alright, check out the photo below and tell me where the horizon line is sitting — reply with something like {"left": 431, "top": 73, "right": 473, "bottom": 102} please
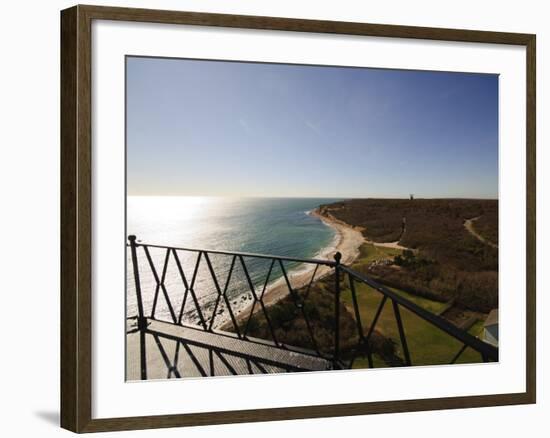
{"left": 127, "top": 194, "right": 499, "bottom": 200}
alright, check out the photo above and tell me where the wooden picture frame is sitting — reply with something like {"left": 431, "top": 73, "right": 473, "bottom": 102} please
{"left": 60, "top": 4, "right": 536, "bottom": 433}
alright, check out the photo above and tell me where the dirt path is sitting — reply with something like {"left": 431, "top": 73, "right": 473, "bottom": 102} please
{"left": 363, "top": 223, "right": 413, "bottom": 252}
{"left": 365, "top": 239, "right": 410, "bottom": 251}
{"left": 464, "top": 216, "right": 498, "bottom": 249}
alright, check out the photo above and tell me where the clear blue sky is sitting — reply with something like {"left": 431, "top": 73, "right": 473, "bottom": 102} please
{"left": 127, "top": 56, "right": 498, "bottom": 198}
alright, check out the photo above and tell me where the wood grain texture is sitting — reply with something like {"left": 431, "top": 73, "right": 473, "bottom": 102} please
{"left": 79, "top": 4, "right": 534, "bottom": 44}
{"left": 60, "top": 5, "right": 78, "bottom": 432}
{"left": 525, "top": 34, "right": 536, "bottom": 404}
{"left": 82, "top": 393, "right": 534, "bottom": 433}
{"left": 60, "top": 4, "right": 537, "bottom": 433}
{"left": 61, "top": 5, "right": 94, "bottom": 431}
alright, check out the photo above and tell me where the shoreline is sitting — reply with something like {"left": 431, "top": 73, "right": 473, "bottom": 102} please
{"left": 309, "top": 208, "right": 365, "bottom": 265}
{"left": 316, "top": 207, "right": 413, "bottom": 251}
{"left": 219, "top": 207, "right": 365, "bottom": 327}
{"left": 260, "top": 208, "right": 365, "bottom": 308}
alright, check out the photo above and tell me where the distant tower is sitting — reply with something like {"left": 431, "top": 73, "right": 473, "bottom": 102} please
{"left": 410, "top": 194, "right": 414, "bottom": 200}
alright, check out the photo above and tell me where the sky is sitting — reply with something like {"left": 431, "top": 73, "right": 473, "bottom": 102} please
{"left": 126, "top": 56, "right": 498, "bottom": 199}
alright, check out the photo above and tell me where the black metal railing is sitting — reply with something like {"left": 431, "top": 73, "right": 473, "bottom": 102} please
{"left": 127, "top": 235, "right": 498, "bottom": 379}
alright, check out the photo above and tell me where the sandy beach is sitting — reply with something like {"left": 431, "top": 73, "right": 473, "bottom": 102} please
{"left": 260, "top": 208, "right": 365, "bottom": 307}
{"left": 317, "top": 207, "right": 412, "bottom": 251}
{"left": 220, "top": 207, "right": 365, "bottom": 327}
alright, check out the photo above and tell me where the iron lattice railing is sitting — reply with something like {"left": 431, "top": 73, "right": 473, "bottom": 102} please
{"left": 127, "top": 235, "right": 498, "bottom": 379}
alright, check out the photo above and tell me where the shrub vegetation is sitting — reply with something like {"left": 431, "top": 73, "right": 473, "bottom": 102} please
{"left": 321, "top": 198, "right": 498, "bottom": 312}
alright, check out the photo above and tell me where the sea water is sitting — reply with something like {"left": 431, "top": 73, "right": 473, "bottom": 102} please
{"left": 126, "top": 196, "right": 340, "bottom": 326}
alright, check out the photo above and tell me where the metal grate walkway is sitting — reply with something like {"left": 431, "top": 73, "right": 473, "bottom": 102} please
{"left": 126, "top": 319, "right": 333, "bottom": 380}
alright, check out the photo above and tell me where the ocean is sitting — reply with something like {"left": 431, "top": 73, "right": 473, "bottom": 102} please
{"left": 126, "top": 196, "right": 340, "bottom": 326}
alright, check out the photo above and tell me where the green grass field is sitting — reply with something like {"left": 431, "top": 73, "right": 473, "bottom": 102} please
{"left": 353, "top": 243, "right": 401, "bottom": 267}
{"left": 343, "top": 244, "right": 485, "bottom": 367}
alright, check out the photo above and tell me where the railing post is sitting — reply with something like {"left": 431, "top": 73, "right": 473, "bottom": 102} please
{"left": 333, "top": 252, "right": 342, "bottom": 369}
{"left": 128, "top": 235, "right": 147, "bottom": 380}
{"left": 392, "top": 299, "right": 412, "bottom": 366}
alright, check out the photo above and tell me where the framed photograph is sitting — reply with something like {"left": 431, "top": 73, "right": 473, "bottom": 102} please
{"left": 60, "top": 5, "right": 536, "bottom": 433}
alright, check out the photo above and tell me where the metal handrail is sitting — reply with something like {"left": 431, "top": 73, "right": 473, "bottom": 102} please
{"left": 129, "top": 241, "right": 337, "bottom": 267}
{"left": 127, "top": 235, "right": 498, "bottom": 379}
{"left": 340, "top": 265, "right": 499, "bottom": 362}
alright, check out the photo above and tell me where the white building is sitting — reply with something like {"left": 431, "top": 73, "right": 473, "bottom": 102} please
{"left": 483, "top": 309, "right": 498, "bottom": 347}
